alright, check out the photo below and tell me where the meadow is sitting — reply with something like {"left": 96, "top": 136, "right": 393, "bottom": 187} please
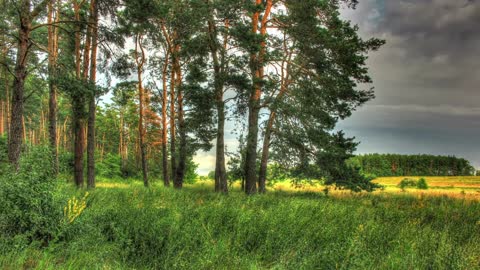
{"left": 1, "top": 176, "right": 479, "bottom": 270}
{"left": 274, "top": 176, "right": 480, "bottom": 201}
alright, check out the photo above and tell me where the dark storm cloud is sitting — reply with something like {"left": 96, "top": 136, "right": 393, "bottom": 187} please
{"left": 339, "top": 0, "right": 480, "bottom": 167}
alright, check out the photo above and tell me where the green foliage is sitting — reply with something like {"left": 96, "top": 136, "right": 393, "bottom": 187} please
{"left": 58, "top": 150, "right": 74, "bottom": 174}
{"left": 417, "top": 178, "right": 429, "bottom": 190}
{"left": 96, "top": 154, "right": 122, "bottom": 179}
{"left": 0, "top": 136, "right": 8, "bottom": 174}
{"left": 348, "top": 154, "right": 475, "bottom": 177}
{"left": 2, "top": 180, "right": 479, "bottom": 269}
{"left": 398, "top": 178, "right": 429, "bottom": 191}
{"left": 278, "top": 132, "right": 379, "bottom": 192}
{"left": 398, "top": 178, "right": 418, "bottom": 191}
{"left": 0, "top": 147, "right": 62, "bottom": 248}
{"left": 183, "top": 158, "right": 199, "bottom": 184}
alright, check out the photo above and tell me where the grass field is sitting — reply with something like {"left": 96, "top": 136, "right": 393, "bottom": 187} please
{"left": 1, "top": 176, "right": 479, "bottom": 269}
{"left": 272, "top": 176, "right": 480, "bottom": 201}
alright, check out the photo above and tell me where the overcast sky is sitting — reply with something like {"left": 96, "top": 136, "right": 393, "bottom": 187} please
{"left": 192, "top": 0, "right": 480, "bottom": 174}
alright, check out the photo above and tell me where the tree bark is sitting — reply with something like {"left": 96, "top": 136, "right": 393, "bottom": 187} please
{"left": 169, "top": 67, "right": 177, "bottom": 185}
{"left": 258, "top": 33, "right": 292, "bottom": 193}
{"left": 258, "top": 111, "right": 275, "bottom": 193}
{"left": 174, "top": 54, "right": 186, "bottom": 189}
{"left": 72, "top": 0, "right": 86, "bottom": 187}
{"left": 87, "top": 0, "right": 98, "bottom": 189}
{"left": 48, "top": 0, "right": 59, "bottom": 175}
{"left": 244, "top": 0, "right": 272, "bottom": 194}
{"left": 135, "top": 34, "right": 148, "bottom": 187}
{"left": 244, "top": 0, "right": 262, "bottom": 194}
{"left": 4, "top": 67, "right": 9, "bottom": 140}
{"left": 161, "top": 51, "right": 170, "bottom": 187}
{"left": 8, "top": 1, "right": 31, "bottom": 168}
{"left": 207, "top": 13, "right": 228, "bottom": 193}
{"left": 73, "top": 105, "right": 85, "bottom": 187}
{"left": 0, "top": 100, "right": 4, "bottom": 136}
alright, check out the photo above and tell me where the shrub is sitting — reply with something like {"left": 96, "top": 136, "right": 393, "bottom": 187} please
{"left": 96, "top": 154, "right": 122, "bottom": 178}
{"left": 58, "top": 150, "right": 74, "bottom": 174}
{"left": 0, "top": 136, "right": 8, "bottom": 175}
{"left": 417, "top": 178, "right": 429, "bottom": 189}
{"left": 398, "top": 178, "right": 417, "bottom": 191}
{"left": 0, "top": 146, "right": 62, "bottom": 248}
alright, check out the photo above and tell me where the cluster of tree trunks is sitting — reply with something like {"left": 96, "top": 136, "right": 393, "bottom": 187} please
{"left": 4, "top": 0, "right": 382, "bottom": 195}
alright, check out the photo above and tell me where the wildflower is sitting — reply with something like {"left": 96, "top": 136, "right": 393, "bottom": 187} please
{"left": 64, "top": 192, "right": 89, "bottom": 224}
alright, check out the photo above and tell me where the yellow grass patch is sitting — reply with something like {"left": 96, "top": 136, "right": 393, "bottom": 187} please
{"left": 270, "top": 176, "right": 480, "bottom": 200}
{"left": 96, "top": 182, "right": 131, "bottom": 189}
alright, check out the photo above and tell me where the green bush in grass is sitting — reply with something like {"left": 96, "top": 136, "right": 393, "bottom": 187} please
{"left": 417, "top": 178, "right": 429, "bottom": 189}
{"left": 397, "top": 178, "right": 417, "bottom": 191}
{"left": 0, "top": 147, "right": 62, "bottom": 248}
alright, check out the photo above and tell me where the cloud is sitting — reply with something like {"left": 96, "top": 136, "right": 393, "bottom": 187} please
{"left": 195, "top": 1, "right": 480, "bottom": 174}
{"left": 338, "top": 1, "right": 480, "bottom": 167}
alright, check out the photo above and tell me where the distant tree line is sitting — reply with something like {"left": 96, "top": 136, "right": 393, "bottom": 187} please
{"left": 347, "top": 154, "right": 475, "bottom": 177}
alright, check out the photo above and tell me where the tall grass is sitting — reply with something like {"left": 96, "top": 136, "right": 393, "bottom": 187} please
{"left": 1, "top": 180, "right": 479, "bottom": 269}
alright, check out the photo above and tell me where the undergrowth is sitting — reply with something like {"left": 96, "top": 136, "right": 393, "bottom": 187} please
{"left": 0, "top": 178, "right": 479, "bottom": 269}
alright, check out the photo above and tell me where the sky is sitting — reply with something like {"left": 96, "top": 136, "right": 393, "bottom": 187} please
{"left": 195, "top": 0, "right": 480, "bottom": 174}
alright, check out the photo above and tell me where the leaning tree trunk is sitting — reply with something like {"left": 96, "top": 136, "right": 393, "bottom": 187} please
{"left": 258, "top": 111, "right": 275, "bottom": 193}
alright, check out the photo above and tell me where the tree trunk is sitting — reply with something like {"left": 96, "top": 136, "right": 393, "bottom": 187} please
{"left": 161, "top": 52, "right": 170, "bottom": 187}
{"left": 258, "top": 37, "right": 291, "bottom": 193}
{"left": 4, "top": 67, "right": 9, "bottom": 140}
{"left": 72, "top": 0, "right": 86, "bottom": 187}
{"left": 174, "top": 56, "right": 186, "bottom": 189}
{"left": 244, "top": 0, "right": 261, "bottom": 194}
{"left": 215, "top": 102, "right": 228, "bottom": 193}
{"left": 208, "top": 15, "right": 228, "bottom": 193}
{"left": 169, "top": 67, "right": 177, "bottom": 185}
{"left": 87, "top": 0, "right": 98, "bottom": 189}
{"left": 73, "top": 107, "right": 85, "bottom": 187}
{"left": 8, "top": 2, "right": 31, "bottom": 168}
{"left": 0, "top": 100, "right": 4, "bottom": 136}
{"left": 244, "top": 0, "right": 272, "bottom": 195}
{"left": 48, "top": 0, "right": 59, "bottom": 175}
{"left": 119, "top": 110, "right": 127, "bottom": 174}
{"left": 258, "top": 111, "right": 275, "bottom": 193}
{"left": 245, "top": 103, "right": 260, "bottom": 195}
{"left": 135, "top": 35, "right": 148, "bottom": 187}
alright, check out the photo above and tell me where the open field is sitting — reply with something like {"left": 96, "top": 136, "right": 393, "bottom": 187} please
{"left": 272, "top": 176, "right": 480, "bottom": 201}
{"left": 2, "top": 177, "right": 480, "bottom": 269}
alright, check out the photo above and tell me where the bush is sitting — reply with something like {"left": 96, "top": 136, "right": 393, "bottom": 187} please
{"left": 0, "top": 146, "right": 62, "bottom": 248}
{"left": 96, "top": 154, "right": 122, "bottom": 178}
{"left": 398, "top": 178, "right": 417, "bottom": 191}
{"left": 58, "top": 150, "right": 74, "bottom": 174}
{"left": 398, "top": 178, "right": 429, "bottom": 190}
{"left": 0, "top": 136, "right": 8, "bottom": 175}
{"left": 417, "top": 178, "right": 429, "bottom": 189}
